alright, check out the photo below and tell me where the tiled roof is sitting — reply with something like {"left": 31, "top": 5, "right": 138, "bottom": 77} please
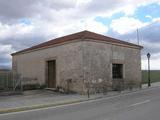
{"left": 12, "top": 30, "right": 142, "bottom": 55}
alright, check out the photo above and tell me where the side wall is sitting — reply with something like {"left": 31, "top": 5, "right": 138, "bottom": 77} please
{"left": 83, "top": 40, "right": 141, "bottom": 92}
{"left": 12, "top": 41, "right": 84, "bottom": 93}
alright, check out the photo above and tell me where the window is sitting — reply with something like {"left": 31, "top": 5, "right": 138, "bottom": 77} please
{"left": 112, "top": 64, "right": 123, "bottom": 79}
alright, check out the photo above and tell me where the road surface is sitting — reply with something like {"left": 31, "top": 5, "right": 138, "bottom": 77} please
{"left": 1, "top": 87, "right": 160, "bottom": 120}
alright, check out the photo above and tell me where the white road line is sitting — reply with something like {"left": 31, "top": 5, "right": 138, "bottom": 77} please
{"left": 129, "top": 100, "right": 150, "bottom": 107}
{"left": 0, "top": 87, "right": 158, "bottom": 116}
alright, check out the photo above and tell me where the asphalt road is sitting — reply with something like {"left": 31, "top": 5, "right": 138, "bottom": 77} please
{"left": 1, "top": 87, "right": 160, "bottom": 120}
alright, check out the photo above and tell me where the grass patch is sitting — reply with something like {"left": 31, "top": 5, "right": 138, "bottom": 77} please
{"left": 142, "top": 70, "right": 160, "bottom": 84}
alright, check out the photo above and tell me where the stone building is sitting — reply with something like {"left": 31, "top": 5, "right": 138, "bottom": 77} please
{"left": 11, "top": 30, "right": 142, "bottom": 94}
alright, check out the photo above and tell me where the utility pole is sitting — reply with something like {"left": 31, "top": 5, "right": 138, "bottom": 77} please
{"left": 136, "top": 28, "right": 140, "bottom": 45}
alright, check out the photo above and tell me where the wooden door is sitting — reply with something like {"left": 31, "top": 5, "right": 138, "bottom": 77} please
{"left": 47, "top": 60, "right": 56, "bottom": 88}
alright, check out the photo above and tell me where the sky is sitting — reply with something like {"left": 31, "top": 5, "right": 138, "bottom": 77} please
{"left": 0, "top": 0, "right": 160, "bottom": 70}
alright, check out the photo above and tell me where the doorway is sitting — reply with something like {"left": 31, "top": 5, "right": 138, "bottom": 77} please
{"left": 47, "top": 60, "right": 56, "bottom": 88}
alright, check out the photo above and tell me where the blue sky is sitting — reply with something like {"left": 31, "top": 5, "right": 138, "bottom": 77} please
{"left": 95, "top": 3, "right": 160, "bottom": 34}
{"left": 0, "top": 0, "right": 160, "bottom": 69}
{"left": 95, "top": 12, "right": 125, "bottom": 26}
{"left": 19, "top": 18, "right": 32, "bottom": 25}
{"left": 134, "top": 3, "right": 160, "bottom": 22}
{"left": 97, "top": 3, "right": 160, "bottom": 23}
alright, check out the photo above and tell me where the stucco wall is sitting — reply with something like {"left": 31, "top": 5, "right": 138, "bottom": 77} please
{"left": 12, "top": 41, "right": 84, "bottom": 93}
{"left": 82, "top": 40, "right": 141, "bottom": 92}
{"left": 12, "top": 39, "right": 141, "bottom": 93}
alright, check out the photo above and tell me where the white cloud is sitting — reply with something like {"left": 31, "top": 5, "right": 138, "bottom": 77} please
{"left": 0, "top": 0, "right": 159, "bottom": 38}
{"left": 82, "top": 19, "right": 108, "bottom": 34}
{"left": 0, "top": 44, "right": 14, "bottom": 68}
{"left": 0, "top": 0, "right": 160, "bottom": 68}
{"left": 110, "top": 17, "right": 148, "bottom": 34}
{"left": 76, "top": 0, "right": 92, "bottom": 6}
{"left": 22, "top": 13, "right": 108, "bottom": 38}
{"left": 0, "top": 22, "right": 33, "bottom": 39}
{"left": 0, "top": 44, "right": 13, "bottom": 53}
{"left": 115, "top": 19, "right": 160, "bottom": 69}
{"left": 145, "top": 15, "right": 152, "bottom": 19}
{"left": 152, "top": 17, "right": 160, "bottom": 22}
{"left": 120, "top": 5, "right": 136, "bottom": 16}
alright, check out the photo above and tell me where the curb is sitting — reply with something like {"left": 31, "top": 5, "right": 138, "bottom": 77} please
{"left": 0, "top": 85, "right": 159, "bottom": 114}
{"left": 0, "top": 99, "right": 86, "bottom": 114}
{"left": 0, "top": 97, "right": 103, "bottom": 114}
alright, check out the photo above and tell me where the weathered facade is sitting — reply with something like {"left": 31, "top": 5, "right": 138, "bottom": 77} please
{"left": 12, "top": 31, "right": 142, "bottom": 94}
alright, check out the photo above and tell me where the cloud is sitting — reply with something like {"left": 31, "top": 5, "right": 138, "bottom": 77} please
{"left": 0, "top": 0, "right": 160, "bottom": 69}
{"left": 145, "top": 15, "right": 152, "bottom": 19}
{"left": 82, "top": 0, "right": 160, "bottom": 17}
{"left": 113, "top": 21, "right": 160, "bottom": 53}
{"left": 0, "top": 0, "right": 77, "bottom": 22}
{"left": 0, "top": 22, "right": 33, "bottom": 39}
{"left": 0, "top": 44, "right": 14, "bottom": 69}
{"left": 111, "top": 20, "right": 160, "bottom": 69}
{"left": 110, "top": 17, "right": 148, "bottom": 34}
{"left": 0, "top": 0, "right": 158, "bottom": 24}
{"left": 0, "top": 0, "right": 38, "bottom": 23}
{"left": 152, "top": 17, "right": 160, "bottom": 22}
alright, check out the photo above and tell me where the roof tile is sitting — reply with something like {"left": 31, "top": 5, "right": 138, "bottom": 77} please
{"left": 12, "top": 30, "right": 142, "bottom": 55}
